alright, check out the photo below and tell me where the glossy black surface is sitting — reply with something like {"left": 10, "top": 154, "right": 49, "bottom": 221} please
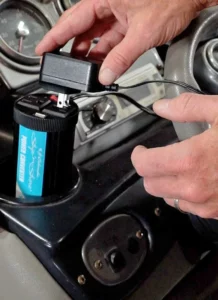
{"left": 0, "top": 119, "right": 211, "bottom": 299}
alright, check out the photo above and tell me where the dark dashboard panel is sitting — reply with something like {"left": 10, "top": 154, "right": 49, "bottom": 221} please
{"left": 1, "top": 118, "right": 210, "bottom": 300}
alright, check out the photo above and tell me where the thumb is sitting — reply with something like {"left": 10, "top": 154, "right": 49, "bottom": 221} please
{"left": 99, "top": 29, "right": 145, "bottom": 85}
{"left": 153, "top": 93, "right": 218, "bottom": 124}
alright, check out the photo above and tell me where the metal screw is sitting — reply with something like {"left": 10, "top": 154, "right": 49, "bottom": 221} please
{"left": 94, "top": 260, "right": 103, "bottom": 270}
{"left": 136, "top": 230, "right": 144, "bottom": 239}
{"left": 154, "top": 207, "right": 161, "bottom": 217}
{"left": 77, "top": 275, "right": 86, "bottom": 285}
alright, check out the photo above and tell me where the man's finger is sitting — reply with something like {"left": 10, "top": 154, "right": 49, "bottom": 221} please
{"left": 164, "top": 198, "right": 218, "bottom": 219}
{"left": 89, "top": 28, "right": 124, "bottom": 58}
{"left": 131, "top": 140, "right": 195, "bottom": 177}
{"left": 99, "top": 27, "right": 147, "bottom": 85}
{"left": 144, "top": 176, "right": 208, "bottom": 203}
{"left": 70, "top": 21, "right": 112, "bottom": 56}
{"left": 71, "top": 39, "right": 92, "bottom": 57}
{"left": 164, "top": 198, "right": 195, "bottom": 214}
{"left": 35, "top": 0, "right": 96, "bottom": 55}
{"left": 153, "top": 93, "right": 218, "bottom": 124}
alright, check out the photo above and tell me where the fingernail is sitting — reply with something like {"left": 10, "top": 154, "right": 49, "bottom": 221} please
{"left": 99, "top": 68, "right": 118, "bottom": 85}
{"left": 153, "top": 99, "right": 170, "bottom": 112}
{"left": 135, "top": 145, "right": 145, "bottom": 150}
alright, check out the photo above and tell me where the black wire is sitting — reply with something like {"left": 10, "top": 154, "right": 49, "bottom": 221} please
{"left": 74, "top": 78, "right": 206, "bottom": 117}
{"left": 70, "top": 92, "right": 156, "bottom": 115}
{"left": 108, "top": 93, "right": 156, "bottom": 115}
{"left": 118, "top": 79, "right": 206, "bottom": 95}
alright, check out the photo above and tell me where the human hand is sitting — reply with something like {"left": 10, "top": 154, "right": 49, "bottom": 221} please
{"left": 35, "top": 0, "right": 207, "bottom": 85}
{"left": 131, "top": 93, "right": 218, "bottom": 219}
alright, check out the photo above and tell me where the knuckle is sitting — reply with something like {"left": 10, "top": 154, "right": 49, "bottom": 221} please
{"left": 61, "top": 11, "right": 68, "bottom": 19}
{"left": 177, "top": 155, "right": 195, "bottom": 173}
{"left": 143, "top": 179, "right": 154, "bottom": 195}
{"left": 184, "top": 184, "right": 205, "bottom": 203}
{"left": 186, "top": 152, "right": 199, "bottom": 172}
{"left": 49, "top": 30, "right": 62, "bottom": 46}
{"left": 131, "top": 155, "right": 143, "bottom": 176}
{"left": 135, "top": 163, "right": 144, "bottom": 177}
{"left": 179, "top": 145, "right": 202, "bottom": 174}
{"left": 101, "top": 36, "right": 114, "bottom": 51}
{"left": 131, "top": 147, "right": 146, "bottom": 176}
{"left": 179, "top": 93, "right": 196, "bottom": 115}
{"left": 111, "top": 50, "right": 130, "bottom": 70}
{"left": 197, "top": 208, "right": 215, "bottom": 219}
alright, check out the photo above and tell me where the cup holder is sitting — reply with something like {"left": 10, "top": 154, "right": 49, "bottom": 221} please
{"left": 0, "top": 156, "right": 80, "bottom": 207}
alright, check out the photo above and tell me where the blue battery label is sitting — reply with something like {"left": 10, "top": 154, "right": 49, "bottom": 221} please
{"left": 16, "top": 125, "right": 47, "bottom": 197}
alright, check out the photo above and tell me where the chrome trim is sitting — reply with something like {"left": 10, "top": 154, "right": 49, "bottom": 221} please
{"left": 54, "top": 0, "right": 79, "bottom": 14}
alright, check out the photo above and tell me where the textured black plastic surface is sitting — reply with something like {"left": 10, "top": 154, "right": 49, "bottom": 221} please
{"left": 39, "top": 52, "right": 104, "bottom": 94}
{"left": 14, "top": 94, "right": 79, "bottom": 132}
{"left": 0, "top": 119, "right": 208, "bottom": 300}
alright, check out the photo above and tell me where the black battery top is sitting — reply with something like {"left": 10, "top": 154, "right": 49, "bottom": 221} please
{"left": 14, "top": 94, "right": 78, "bottom": 132}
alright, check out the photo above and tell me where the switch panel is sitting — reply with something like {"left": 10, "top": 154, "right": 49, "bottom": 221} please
{"left": 81, "top": 214, "right": 148, "bottom": 286}
{"left": 76, "top": 63, "right": 164, "bottom": 142}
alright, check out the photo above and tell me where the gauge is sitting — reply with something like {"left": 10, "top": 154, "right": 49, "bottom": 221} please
{"left": 0, "top": 0, "right": 52, "bottom": 65}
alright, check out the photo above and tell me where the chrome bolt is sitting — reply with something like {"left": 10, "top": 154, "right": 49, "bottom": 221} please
{"left": 136, "top": 230, "right": 144, "bottom": 239}
{"left": 154, "top": 207, "right": 161, "bottom": 217}
{"left": 77, "top": 275, "right": 86, "bottom": 285}
{"left": 94, "top": 260, "right": 103, "bottom": 270}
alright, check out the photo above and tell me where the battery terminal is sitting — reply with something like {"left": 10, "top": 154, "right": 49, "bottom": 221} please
{"left": 57, "top": 93, "right": 70, "bottom": 108}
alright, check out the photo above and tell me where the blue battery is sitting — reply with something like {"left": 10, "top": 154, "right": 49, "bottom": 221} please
{"left": 13, "top": 94, "right": 79, "bottom": 200}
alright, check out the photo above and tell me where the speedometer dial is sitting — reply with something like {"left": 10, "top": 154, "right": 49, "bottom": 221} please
{"left": 0, "top": 0, "right": 52, "bottom": 65}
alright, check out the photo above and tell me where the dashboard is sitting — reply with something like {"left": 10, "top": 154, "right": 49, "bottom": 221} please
{"left": 0, "top": 0, "right": 165, "bottom": 164}
{"left": 1, "top": 3, "right": 217, "bottom": 300}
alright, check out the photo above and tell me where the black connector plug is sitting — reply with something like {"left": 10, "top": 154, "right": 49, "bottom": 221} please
{"left": 104, "top": 84, "right": 119, "bottom": 92}
{"left": 39, "top": 52, "right": 105, "bottom": 94}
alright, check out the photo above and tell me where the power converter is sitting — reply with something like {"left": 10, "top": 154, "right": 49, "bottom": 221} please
{"left": 39, "top": 52, "right": 104, "bottom": 94}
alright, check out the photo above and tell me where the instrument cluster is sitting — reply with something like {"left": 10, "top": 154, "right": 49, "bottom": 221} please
{"left": 0, "top": 0, "right": 76, "bottom": 73}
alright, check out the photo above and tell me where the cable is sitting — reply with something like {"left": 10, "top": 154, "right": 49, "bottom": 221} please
{"left": 70, "top": 92, "right": 156, "bottom": 115}
{"left": 117, "top": 79, "right": 205, "bottom": 95}
{"left": 71, "top": 78, "right": 205, "bottom": 116}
